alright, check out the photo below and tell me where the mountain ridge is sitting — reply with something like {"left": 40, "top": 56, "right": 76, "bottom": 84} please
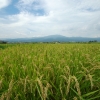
{"left": 1, "top": 35, "right": 100, "bottom": 42}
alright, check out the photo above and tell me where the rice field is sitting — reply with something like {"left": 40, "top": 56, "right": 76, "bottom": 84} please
{"left": 0, "top": 43, "right": 100, "bottom": 100}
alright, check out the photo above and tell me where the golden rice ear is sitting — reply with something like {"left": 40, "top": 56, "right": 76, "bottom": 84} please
{"left": 60, "top": 81, "right": 63, "bottom": 97}
{"left": 14, "top": 94, "right": 19, "bottom": 100}
{"left": 65, "top": 66, "right": 70, "bottom": 75}
{"left": 0, "top": 78, "right": 3, "bottom": 90}
{"left": 0, "top": 93, "right": 5, "bottom": 100}
{"left": 36, "top": 78, "right": 51, "bottom": 100}
{"left": 44, "top": 83, "right": 51, "bottom": 100}
{"left": 60, "top": 75, "right": 71, "bottom": 95}
{"left": 81, "top": 66, "right": 89, "bottom": 74}
{"left": 5, "top": 79, "right": 14, "bottom": 100}
{"left": 62, "top": 98, "right": 66, "bottom": 100}
{"left": 90, "top": 66, "right": 100, "bottom": 72}
{"left": 36, "top": 78, "right": 44, "bottom": 98}
{"left": 88, "top": 74, "right": 94, "bottom": 90}
{"left": 73, "top": 96, "right": 78, "bottom": 100}
{"left": 71, "top": 76, "right": 81, "bottom": 96}
{"left": 24, "top": 76, "right": 28, "bottom": 93}
{"left": 66, "top": 76, "right": 71, "bottom": 95}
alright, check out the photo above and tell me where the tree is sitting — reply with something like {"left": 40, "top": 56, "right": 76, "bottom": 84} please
{"left": 0, "top": 40, "right": 7, "bottom": 44}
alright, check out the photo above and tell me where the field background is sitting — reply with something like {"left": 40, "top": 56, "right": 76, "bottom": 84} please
{"left": 0, "top": 43, "right": 100, "bottom": 100}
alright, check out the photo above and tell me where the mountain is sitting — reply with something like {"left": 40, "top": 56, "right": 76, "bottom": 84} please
{"left": 2, "top": 35, "right": 100, "bottom": 43}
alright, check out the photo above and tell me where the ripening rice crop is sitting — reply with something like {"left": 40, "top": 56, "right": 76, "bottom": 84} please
{"left": 0, "top": 43, "right": 100, "bottom": 100}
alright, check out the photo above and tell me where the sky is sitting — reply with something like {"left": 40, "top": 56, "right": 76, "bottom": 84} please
{"left": 0, "top": 0, "right": 100, "bottom": 38}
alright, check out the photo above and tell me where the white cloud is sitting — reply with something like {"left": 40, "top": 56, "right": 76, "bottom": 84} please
{"left": 0, "top": 0, "right": 11, "bottom": 9}
{"left": 0, "top": 0, "right": 100, "bottom": 38}
{"left": 17, "top": 0, "right": 45, "bottom": 12}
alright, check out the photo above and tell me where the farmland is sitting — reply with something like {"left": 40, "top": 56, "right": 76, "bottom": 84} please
{"left": 0, "top": 43, "right": 100, "bottom": 100}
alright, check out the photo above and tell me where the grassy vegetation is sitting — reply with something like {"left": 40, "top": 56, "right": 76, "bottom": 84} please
{"left": 0, "top": 43, "right": 100, "bottom": 100}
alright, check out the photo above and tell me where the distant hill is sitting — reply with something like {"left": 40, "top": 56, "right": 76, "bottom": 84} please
{"left": 2, "top": 35, "right": 100, "bottom": 43}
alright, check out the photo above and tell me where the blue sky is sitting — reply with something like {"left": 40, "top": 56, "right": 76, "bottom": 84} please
{"left": 0, "top": 0, "right": 100, "bottom": 38}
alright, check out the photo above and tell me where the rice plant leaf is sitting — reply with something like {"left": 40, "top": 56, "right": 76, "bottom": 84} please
{"left": 71, "top": 87, "right": 84, "bottom": 100}
{"left": 82, "top": 90, "right": 99, "bottom": 98}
